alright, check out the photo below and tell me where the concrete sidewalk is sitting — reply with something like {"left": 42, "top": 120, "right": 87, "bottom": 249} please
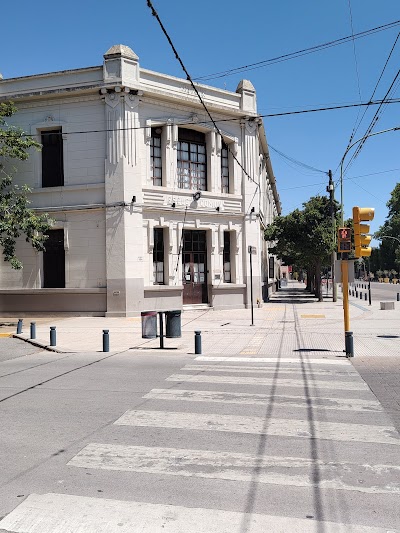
{"left": 3, "top": 280, "right": 400, "bottom": 357}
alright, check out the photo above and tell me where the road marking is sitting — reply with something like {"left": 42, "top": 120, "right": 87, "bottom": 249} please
{"left": 144, "top": 388, "right": 383, "bottom": 412}
{"left": 0, "top": 493, "right": 390, "bottom": 533}
{"left": 300, "top": 314, "right": 326, "bottom": 318}
{"left": 182, "top": 364, "right": 359, "bottom": 377}
{"left": 115, "top": 410, "right": 400, "bottom": 445}
{"left": 68, "top": 443, "right": 400, "bottom": 494}
{"left": 167, "top": 373, "right": 368, "bottom": 391}
{"left": 195, "top": 356, "right": 351, "bottom": 366}
{"left": 0, "top": 332, "right": 13, "bottom": 338}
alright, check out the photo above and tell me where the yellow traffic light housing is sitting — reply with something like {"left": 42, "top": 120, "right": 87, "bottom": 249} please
{"left": 352, "top": 206, "right": 374, "bottom": 257}
{"left": 337, "top": 227, "right": 352, "bottom": 253}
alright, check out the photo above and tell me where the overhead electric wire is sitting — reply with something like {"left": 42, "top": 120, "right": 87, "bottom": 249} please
{"left": 343, "top": 68, "right": 400, "bottom": 174}
{"left": 12, "top": 98, "right": 400, "bottom": 142}
{"left": 146, "top": 0, "right": 261, "bottom": 203}
{"left": 342, "top": 32, "right": 400, "bottom": 177}
{"left": 268, "top": 143, "right": 327, "bottom": 174}
{"left": 193, "top": 20, "right": 400, "bottom": 81}
{"left": 346, "top": 0, "right": 364, "bottom": 146}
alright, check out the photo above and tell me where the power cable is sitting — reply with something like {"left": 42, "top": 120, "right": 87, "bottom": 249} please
{"left": 146, "top": 0, "right": 261, "bottom": 204}
{"left": 268, "top": 143, "right": 326, "bottom": 174}
{"left": 14, "top": 98, "right": 400, "bottom": 141}
{"left": 346, "top": 0, "right": 363, "bottom": 146}
{"left": 194, "top": 20, "right": 400, "bottom": 81}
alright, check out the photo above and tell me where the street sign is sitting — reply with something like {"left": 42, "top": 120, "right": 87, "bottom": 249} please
{"left": 248, "top": 246, "right": 257, "bottom": 255}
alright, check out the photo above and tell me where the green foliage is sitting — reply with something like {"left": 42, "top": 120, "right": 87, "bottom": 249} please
{"left": 0, "top": 101, "right": 52, "bottom": 269}
{"left": 264, "top": 195, "right": 339, "bottom": 300}
{"left": 374, "top": 183, "right": 400, "bottom": 271}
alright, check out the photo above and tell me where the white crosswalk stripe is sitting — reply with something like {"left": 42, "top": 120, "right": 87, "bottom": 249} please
{"left": 195, "top": 356, "right": 352, "bottom": 365}
{"left": 167, "top": 373, "right": 369, "bottom": 390}
{"left": 115, "top": 409, "right": 400, "bottom": 445}
{"left": 182, "top": 363, "right": 360, "bottom": 376}
{"left": 68, "top": 442, "right": 400, "bottom": 494}
{"left": 144, "top": 388, "right": 383, "bottom": 411}
{"left": 0, "top": 493, "right": 391, "bottom": 533}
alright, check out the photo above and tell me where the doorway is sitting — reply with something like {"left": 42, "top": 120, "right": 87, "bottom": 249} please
{"left": 182, "top": 230, "right": 208, "bottom": 305}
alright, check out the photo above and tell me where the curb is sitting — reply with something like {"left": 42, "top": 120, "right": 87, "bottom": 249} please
{"left": 0, "top": 332, "right": 13, "bottom": 338}
{"left": 13, "top": 334, "right": 67, "bottom": 354}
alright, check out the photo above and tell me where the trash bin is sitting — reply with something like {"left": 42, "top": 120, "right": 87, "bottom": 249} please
{"left": 165, "top": 310, "right": 182, "bottom": 338}
{"left": 141, "top": 311, "right": 157, "bottom": 339}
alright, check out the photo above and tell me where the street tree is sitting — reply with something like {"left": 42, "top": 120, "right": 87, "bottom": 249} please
{"left": 0, "top": 102, "right": 52, "bottom": 269}
{"left": 375, "top": 183, "right": 400, "bottom": 271}
{"left": 265, "top": 195, "right": 338, "bottom": 301}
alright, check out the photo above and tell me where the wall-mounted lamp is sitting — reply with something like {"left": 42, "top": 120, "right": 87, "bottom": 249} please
{"left": 216, "top": 206, "right": 220, "bottom": 212}
{"left": 250, "top": 206, "right": 255, "bottom": 213}
{"left": 193, "top": 191, "right": 202, "bottom": 201}
{"left": 131, "top": 196, "right": 136, "bottom": 203}
{"left": 171, "top": 202, "right": 176, "bottom": 208}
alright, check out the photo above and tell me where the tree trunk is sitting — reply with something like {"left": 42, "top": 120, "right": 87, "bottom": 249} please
{"left": 315, "top": 260, "right": 323, "bottom": 301}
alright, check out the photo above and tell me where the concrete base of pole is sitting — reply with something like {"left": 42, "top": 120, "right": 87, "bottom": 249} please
{"left": 345, "top": 331, "right": 354, "bottom": 358}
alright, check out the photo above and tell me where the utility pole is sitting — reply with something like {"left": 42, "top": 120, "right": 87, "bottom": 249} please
{"left": 327, "top": 170, "right": 337, "bottom": 302}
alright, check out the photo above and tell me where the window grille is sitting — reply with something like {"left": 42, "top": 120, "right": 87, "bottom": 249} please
{"left": 150, "top": 129, "right": 162, "bottom": 186}
{"left": 41, "top": 128, "right": 64, "bottom": 187}
{"left": 223, "top": 231, "right": 231, "bottom": 283}
{"left": 177, "top": 128, "right": 207, "bottom": 191}
{"left": 221, "top": 143, "right": 229, "bottom": 193}
{"left": 153, "top": 228, "right": 165, "bottom": 284}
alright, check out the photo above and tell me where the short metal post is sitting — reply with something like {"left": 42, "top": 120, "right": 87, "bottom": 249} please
{"left": 30, "top": 322, "right": 36, "bottom": 340}
{"left": 345, "top": 331, "right": 354, "bottom": 358}
{"left": 364, "top": 293, "right": 367, "bottom": 301}
{"left": 368, "top": 281, "right": 371, "bottom": 306}
{"left": 195, "top": 330, "right": 202, "bottom": 355}
{"left": 50, "top": 326, "right": 56, "bottom": 347}
{"left": 397, "top": 293, "right": 400, "bottom": 302}
{"left": 102, "top": 329, "right": 109, "bottom": 352}
{"left": 360, "top": 292, "right": 362, "bottom": 300}
{"left": 16, "top": 319, "right": 23, "bottom": 334}
{"left": 159, "top": 312, "right": 164, "bottom": 349}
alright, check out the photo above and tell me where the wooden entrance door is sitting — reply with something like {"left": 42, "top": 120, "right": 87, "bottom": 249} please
{"left": 182, "top": 231, "right": 208, "bottom": 305}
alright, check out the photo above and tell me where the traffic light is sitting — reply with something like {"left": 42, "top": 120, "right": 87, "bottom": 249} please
{"left": 352, "top": 206, "right": 374, "bottom": 257}
{"left": 337, "top": 227, "right": 352, "bottom": 253}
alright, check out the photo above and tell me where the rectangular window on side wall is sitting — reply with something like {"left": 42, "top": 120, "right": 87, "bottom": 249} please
{"left": 223, "top": 231, "right": 231, "bottom": 283}
{"left": 43, "top": 229, "right": 65, "bottom": 288}
{"left": 153, "top": 228, "right": 165, "bottom": 284}
{"left": 177, "top": 128, "right": 207, "bottom": 191}
{"left": 221, "top": 142, "right": 230, "bottom": 193}
{"left": 150, "top": 128, "right": 162, "bottom": 186}
{"left": 41, "top": 128, "right": 64, "bottom": 187}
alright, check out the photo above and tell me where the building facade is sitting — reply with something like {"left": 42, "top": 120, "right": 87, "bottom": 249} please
{"left": 0, "top": 45, "right": 281, "bottom": 316}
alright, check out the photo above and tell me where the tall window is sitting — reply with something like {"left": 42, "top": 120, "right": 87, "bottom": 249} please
{"left": 150, "top": 128, "right": 162, "bottom": 186}
{"left": 153, "top": 228, "right": 165, "bottom": 284}
{"left": 177, "top": 128, "right": 207, "bottom": 190}
{"left": 43, "top": 229, "right": 65, "bottom": 288}
{"left": 221, "top": 142, "right": 229, "bottom": 193}
{"left": 223, "top": 231, "right": 231, "bottom": 283}
{"left": 41, "top": 128, "right": 64, "bottom": 187}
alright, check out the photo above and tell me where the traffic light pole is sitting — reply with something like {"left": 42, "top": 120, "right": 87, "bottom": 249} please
{"left": 341, "top": 256, "right": 354, "bottom": 357}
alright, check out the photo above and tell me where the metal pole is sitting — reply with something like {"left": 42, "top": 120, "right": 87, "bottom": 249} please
{"left": 342, "top": 259, "right": 350, "bottom": 332}
{"left": 249, "top": 249, "right": 254, "bottom": 326}
{"left": 328, "top": 170, "right": 337, "bottom": 302}
{"left": 345, "top": 331, "right": 354, "bottom": 358}
{"left": 368, "top": 280, "right": 372, "bottom": 306}
{"left": 102, "top": 329, "right": 110, "bottom": 352}
{"left": 50, "top": 326, "right": 56, "bottom": 347}
{"left": 30, "top": 322, "right": 36, "bottom": 340}
{"left": 16, "top": 319, "right": 23, "bottom": 334}
{"left": 159, "top": 312, "right": 164, "bottom": 349}
{"left": 195, "top": 330, "right": 202, "bottom": 354}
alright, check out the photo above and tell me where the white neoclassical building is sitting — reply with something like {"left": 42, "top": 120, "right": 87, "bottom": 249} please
{"left": 0, "top": 45, "right": 281, "bottom": 316}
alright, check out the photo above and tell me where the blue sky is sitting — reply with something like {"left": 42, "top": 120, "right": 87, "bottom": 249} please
{"left": 1, "top": 0, "right": 399, "bottom": 242}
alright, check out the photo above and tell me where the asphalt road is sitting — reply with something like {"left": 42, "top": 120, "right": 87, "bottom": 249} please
{"left": 0, "top": 337, "right": 399, "bottom": 532}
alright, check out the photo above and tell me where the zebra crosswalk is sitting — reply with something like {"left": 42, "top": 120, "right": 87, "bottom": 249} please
{"left": 1, "top": 355, "right": 399, "bottom": 532}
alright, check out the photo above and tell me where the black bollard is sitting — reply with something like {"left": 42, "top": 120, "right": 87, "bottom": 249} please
{"left": 195, "top": 330, "right": 202, "bottom": 355}
{"left": 30, "top": 322, "right": 36, "bottom": 340}
{"left": 364, "top": 293, "right": 367, "bottom": 301}
{"left": 50, "top": 326, "right": 56, "bottom": 346}
{"left": 360, "top": 292, "right": 362, "bottom": 300}
{"left": 103, "top": 329, "right": 110, "bottom": 352}
{"left": 345, "top": 331, "right": 354, "bottom": 358}
{"left": 397, "top": 293, "right": 400, "bottom": 302}
{"left": 16, "top": 319, "right": 23, "bottom": 334}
